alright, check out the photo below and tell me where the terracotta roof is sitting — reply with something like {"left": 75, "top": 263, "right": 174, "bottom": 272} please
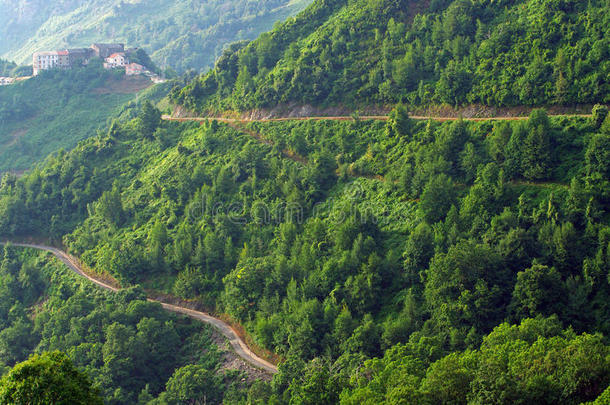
{"left": 108, "top": 52, "right": 126, "bottom": 58}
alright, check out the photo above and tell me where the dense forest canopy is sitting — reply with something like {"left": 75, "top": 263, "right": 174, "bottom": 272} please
{"left": 0, "top": 0, "right": 312, "bottom": 73}
{"left": 172, "top": 0, "right": 610, "bottom": 111}
{"left": 0, "top": 101, "right": 608, "bottom": 402}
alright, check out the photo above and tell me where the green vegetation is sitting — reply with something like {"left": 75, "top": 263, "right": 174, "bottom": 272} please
{"left": 1, "top": 0, "right": 312, "bottom": 73}
{"left": 0, "top": 351, "right": 103, "bottom": 405}
{"left": 0, "top": 65, "right": 163, "bottom": 172}
{"left": 0, "top": 101, "right": 608, "bottom": 402}
{"left": 0, "top": 246, "right": 257, "bottom": 404}
{"left": 0, "top": 58, "right": 17, "bottom": 76}
{"left": 339, "top": 317, "right": 609, "bottom": 404}
{"left": 1, "top": 0, "right": 610, "bottom": 401}
{"left": 172, "top": 0, "right": 610, "bottom": 111}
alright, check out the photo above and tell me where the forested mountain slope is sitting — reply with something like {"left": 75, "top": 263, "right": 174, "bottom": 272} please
{"left": 0, "top": 0, "right": 609, "bottom": 402}
{"left": 171, "top": 0, "right": 610, "bottom": 112}
{"left": 0, "top": 101, "right": 608, "bottom": 402}
{"left": 0, "top": 0, "right": 312, "bottom": 73}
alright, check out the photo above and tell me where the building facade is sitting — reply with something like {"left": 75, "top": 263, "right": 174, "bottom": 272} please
{"left": 33, "top": 51, "right": 59, "bottom": 75}
{"left": 104, "top": 52, "right": 128, "bottom": 69}
{"left": 32, "top": 44, "right": 140, "bottom": 76}
{"left": 57, "top": 50, "right": 70, "bottom": 68}
{"left": 32, "top": 49, "right": 81, "bottom": 76}
{"left": 67, "top": 48, "right": 94, "bottom": 67}
{"left": 32, "top": 44, "right": 124, "bottom": 75}
{"left": 0, "top": 77, "right": 15, "bottom": 85}
{"left": 125, "top": 63, "right": 146, "bottom": 76}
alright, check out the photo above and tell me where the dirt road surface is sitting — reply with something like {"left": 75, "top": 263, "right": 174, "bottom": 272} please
{"left": 161, "top": 113, "right": 592, "bottom": 123}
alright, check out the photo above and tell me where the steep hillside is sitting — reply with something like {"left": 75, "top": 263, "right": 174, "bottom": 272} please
{"left": 0, "top": 102, "right": 608, "bottom": 402}
{"left": 0, "top": 65, "right": 160, "bottom": 172}
{"left": 0, "top": 0, "right": 312, "bottom": 73}
{"left": 171, "top": 0, "right": 610, "bottom": 112}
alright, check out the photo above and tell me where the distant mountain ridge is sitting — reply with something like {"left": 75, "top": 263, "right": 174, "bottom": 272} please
{"left": 0, "top": 0, "right": 312, "bottom": 73}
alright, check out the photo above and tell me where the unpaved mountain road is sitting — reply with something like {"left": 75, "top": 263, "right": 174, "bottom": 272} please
{"left": 1, "top": 242, "right": 278, "bottom": 374}
{"left": 162, "top": 113, "right": 592, "bottom": 123}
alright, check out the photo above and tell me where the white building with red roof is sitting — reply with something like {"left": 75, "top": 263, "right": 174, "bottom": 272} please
{"left": 32, "top": 51, "right": 59, "bottom": 75}
{"left": 104, "top": 52, "right": 128, "bottom": 69}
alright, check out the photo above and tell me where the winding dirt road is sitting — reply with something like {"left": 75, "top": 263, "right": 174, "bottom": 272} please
{"left": 161, "top": 113, "right": 592, "bottom": 123}
{"left": 1, "top": 242, "right": 278, "bottom": 374}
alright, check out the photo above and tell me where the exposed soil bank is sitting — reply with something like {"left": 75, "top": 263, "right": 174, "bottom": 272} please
{"left": 172, "top": 103, "right": 600, "bottom": 120}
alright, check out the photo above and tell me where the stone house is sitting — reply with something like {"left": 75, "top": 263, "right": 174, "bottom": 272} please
{"left": 125, "top": 63, "right": 146, "bottom": 76}
{"left": 92, "top": 43, "right": 125, "bottom": 59}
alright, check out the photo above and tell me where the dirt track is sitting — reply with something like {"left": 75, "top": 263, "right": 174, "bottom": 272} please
{"left": 1, "top": 242, "right": 278, "bottom": 374}
{"left": 161, "top": 113, "right": 592, "bottom": 123}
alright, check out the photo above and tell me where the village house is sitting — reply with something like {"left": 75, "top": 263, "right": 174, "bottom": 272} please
{"left": 32, "top": 44, "right": 123, "bottom": 75}
{"left": 104, "top": 52, "right": 128, "bottom": 69}
{"left": 0, "top": 77, "right": 15, "bottom": 86}
{"left": 57, "top": 50, "right": 70, "bottom": 68}
{"left": 32, "top": 51, "right": 59, "bottom": 75}
{"left": 92, "top": 43, "right": 125, "bottom": 59}
{"left": 30, "top": 43, "right": 162, "bottom": 83}
{"left": 67, "top": 48, "right": 94, "bottom": 66}
{"left": 125, "top": 63, "right": 146, "bottom": 76}
{"left": 32, "top": 48, "right": 93, "bottom": 75}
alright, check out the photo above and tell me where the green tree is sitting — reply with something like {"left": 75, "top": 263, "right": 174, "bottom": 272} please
{"left": 435, "top": 61, "right": 472, "bottom": 106}
{"left": 386, "top": 104, "right": 413, "bottom": 137}
{"left": 148, "top": 219, "right": 168, "bottom": 272}
{"left": 511, "top": 263, "right": 565, "bottom": 319}
{"left": 0, "top": 318, "right": 36, "bottom": 365}
{"left": 425, "top": 241, "right": 507, "bottom": 334}
{"left": 438, "top": 120, "right": 469, "bottom": 174}
{"left": 592, "top": 104, "right": 608, "bottom": 129}
{"left": 288, "top": 358, "right": 341, "bottom": 405}
{"left": 309, "top": 150, "right": 338, "bottom": 192}
{"left": 158, "top": 365, "right": 222, "bottom": 405}
{"left": 522, "top": 109, "right": 552, "bottom": 180}
{"left": 136, "top": 101, "right": 162, "bottom": 139}
{"left": 489, "top": 122, "right": 513, "bottom": 164}
{"left": 403, "top": 222, "right": 435, "bottom": 284}
{"left": 95, "top": 183, "right": 125, "bottom": 226}
{"left": 585, "top": 132, "right": 610, "bottom": 203}
{"left": 420, "top": 352, "right": 474, "bottom": 405}
{"left": 0, "top": 351, "right": 103, "bottom": 405}
{"left": 419, "top": 174, "right": 457, "bottom": 223}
